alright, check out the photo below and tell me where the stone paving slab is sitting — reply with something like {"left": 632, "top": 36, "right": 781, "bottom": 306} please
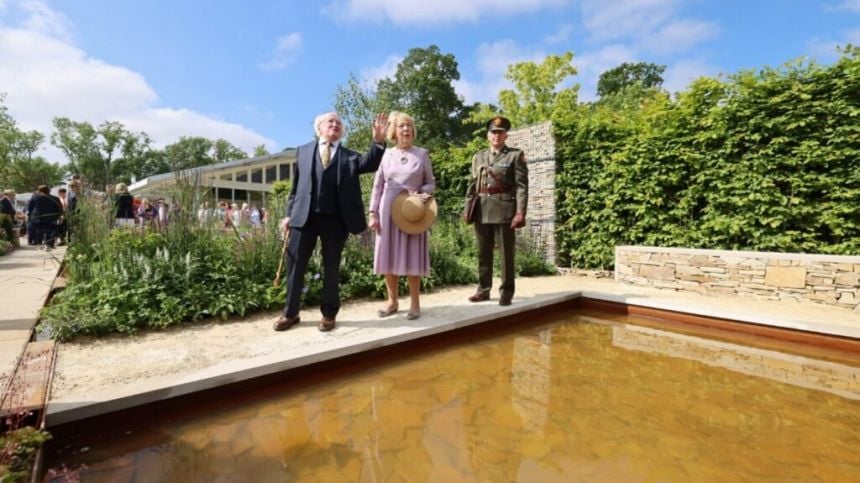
{"left": 0, "top": 243, "right": 64, "bottom": 392}
{"left": 46, "top": 274, "right": 860, "bottom": 427}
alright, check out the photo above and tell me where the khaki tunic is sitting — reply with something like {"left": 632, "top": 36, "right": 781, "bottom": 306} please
{"left": 466, "top": 146, "right": 529, "bottom": 223}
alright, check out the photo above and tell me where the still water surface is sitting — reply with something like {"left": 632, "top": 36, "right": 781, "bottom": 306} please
{"left": 47, "top": 310, "right": 860, "bottom": 482}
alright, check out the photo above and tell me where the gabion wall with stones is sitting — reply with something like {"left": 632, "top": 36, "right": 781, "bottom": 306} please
{"left": 615, "top": 246, "right": 860, "bottom": 310}
{"left": 507, "top": 121, "right": 556, "bottom": 265}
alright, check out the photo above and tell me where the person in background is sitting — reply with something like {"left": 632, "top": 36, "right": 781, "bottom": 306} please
{"left": 240, "top": 202, "right": 251, "bottom": 227}
{"left": 137, "top": 198, "right": 159, "bottom": 227}
{"left": 64, "top": 179, "right": 80, "bottom": 244}
{"left": 230, "top": 203, "right": 241, "bottom": 228}
{"left": 273, "top": 111, "right": 388, "bottom": 333}
{"left": 218, "top": 201, "right": 229, "bottom": 228}
{"left": 157, "top": 199, "right": 169, "bottom": 226}
{"left": 29, "top": 185, "right": 62, "bottom": 250}
{"left": 0, "top": 189, "right": 18, "bottom": 245}
{"left": 249, "top": 204, "right": 262, "bottom": 228}
{"left": 1, "top": 189, "right": 17, "bottom": 217}
{"left": 26, "top": 188, "right": 38, "bottom": 245}
{"left": 368, "top": 111, "right": 436, "bottom": 320}
{"left": 56, "top": 188, "right": 69, "bottom": 245}
{"left": 114, "top": 183, "right": 136, "bottom": 228}
{"left": 464, "top": 116, "right": 529, "bottom": 306}
{"left": 197, "top": 201, "right": 210, "bottom": 223}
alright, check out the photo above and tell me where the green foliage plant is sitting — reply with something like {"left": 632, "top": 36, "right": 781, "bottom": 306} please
{"left": 554, "top": 47, "right": 860, "bottom": 268}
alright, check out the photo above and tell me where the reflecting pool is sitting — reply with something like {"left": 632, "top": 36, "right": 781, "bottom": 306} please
{"left": 46, "top": 309, "right": 860, "bottom": 482}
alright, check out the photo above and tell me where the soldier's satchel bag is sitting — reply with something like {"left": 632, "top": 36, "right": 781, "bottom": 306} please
{"left": 464, "top": 193, "right": 478, "bottom": 224}
{"left": 464, "top": 166, "right": 485, "bottom": 224}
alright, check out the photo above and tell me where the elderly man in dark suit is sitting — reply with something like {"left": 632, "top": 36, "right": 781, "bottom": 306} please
{"left": 274, "top": 111, "right": 388, "bottom": 332}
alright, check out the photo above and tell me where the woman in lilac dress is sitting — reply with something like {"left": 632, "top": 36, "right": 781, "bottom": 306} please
{"left": 368, "top": 111, "right": 436, "bottom": 320}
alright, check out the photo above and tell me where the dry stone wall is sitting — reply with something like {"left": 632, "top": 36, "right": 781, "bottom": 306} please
{"left": 615, "top": 246, "right": 860, "bottom": 311}
{"left": 507, "top": 121, "right": 556, "bottom": 265}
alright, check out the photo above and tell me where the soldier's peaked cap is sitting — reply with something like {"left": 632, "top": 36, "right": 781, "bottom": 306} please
{"left": 487, "top": 116, "right": 511, "bottom": 132}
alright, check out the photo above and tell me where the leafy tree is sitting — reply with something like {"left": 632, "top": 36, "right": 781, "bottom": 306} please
{"left": 2, "top": 156, "right": 66, "bottom": 192}
{"left": 597, "top": 62, "right": 666, "bottom": 97}
{"left": 335, "top": 45, "right": 468, "bottom": 151}
{"left": 213, "top": 138, "right": 248, "bottom": 163}
{"left": 498, "top": 52, "right": 579, "bottom": 126}
{"left": 161, "top": 136, "right": 247, "bottom": 173}
{"left": 334, "top": 74, "right": 385, "bottom": 150}
{"left": 50, "top": 118, "right": 152, "bottom": 189}
{"left": 377, "top": 45, "right": 468, "bottom": 150}
{"left": 253, "top": 144, "right": 270, "bottom": 157}
{"left": 0, "top": 95, "right": 64, "bottom": 191}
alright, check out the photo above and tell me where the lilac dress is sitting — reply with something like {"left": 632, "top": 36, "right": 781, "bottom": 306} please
{"left": 369, "top": 146, "right": 436, "bottom": 276}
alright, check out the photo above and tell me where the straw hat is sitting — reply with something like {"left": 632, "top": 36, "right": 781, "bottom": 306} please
{"left": 390, "top": 191, "right": 437, "bottom": 235}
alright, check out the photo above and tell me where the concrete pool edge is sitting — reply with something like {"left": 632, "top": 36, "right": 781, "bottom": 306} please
{"left": 45, "top": 288, "right": 860, "bottom": 427}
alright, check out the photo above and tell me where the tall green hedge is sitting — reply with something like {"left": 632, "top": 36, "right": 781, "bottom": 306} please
{"left": 555, "top": 48, "right": 860, "bottom": 269}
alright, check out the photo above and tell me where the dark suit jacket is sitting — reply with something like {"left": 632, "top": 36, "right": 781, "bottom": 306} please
{"left": 29, "top": 194, "right": 62, "bottom": 224}
{"left": 0, "top": 197, "right": 14, "bottom": 216}
{"left": 287, "top": 140, "right": 385, "bottom": 235}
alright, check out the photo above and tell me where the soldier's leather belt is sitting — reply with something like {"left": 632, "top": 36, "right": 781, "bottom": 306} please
{"left": 479, "top": 187, "right": 513, "bottom": 195}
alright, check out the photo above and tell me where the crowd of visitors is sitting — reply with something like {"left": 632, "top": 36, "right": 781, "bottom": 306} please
{"left": 0, "top": 180, "right": 81, "bottom": 250}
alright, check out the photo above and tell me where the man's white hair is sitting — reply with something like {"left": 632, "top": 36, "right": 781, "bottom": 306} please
{"left": 314, "top": 112, "right": 345, "bottom": 138}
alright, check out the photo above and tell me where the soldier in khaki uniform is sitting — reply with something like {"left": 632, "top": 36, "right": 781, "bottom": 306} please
{"left": 464, "top": 116, "right": 528, "bottom": 306}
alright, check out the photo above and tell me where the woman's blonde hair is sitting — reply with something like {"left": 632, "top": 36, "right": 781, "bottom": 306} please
{"left": 386, "top": 111, "right": 416, "bottom": 145}
{"left": 115, "top": 183, "right": 128, "bottom": 193}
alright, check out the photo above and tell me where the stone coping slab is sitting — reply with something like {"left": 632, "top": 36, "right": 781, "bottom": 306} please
{"left": 616, "top": 245, "right": 860, "bottom": 263}
{"left": 46, "top": 275, "right": 860, "bottom": 427}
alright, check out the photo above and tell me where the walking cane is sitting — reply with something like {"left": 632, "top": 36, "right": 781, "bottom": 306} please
{"left": 273, "top": 227, "right": 290, "bottom": 287}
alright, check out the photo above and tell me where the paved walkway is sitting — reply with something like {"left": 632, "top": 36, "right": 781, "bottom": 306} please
{"left": 0, "top": 241, "right": 65, "bottom": 391}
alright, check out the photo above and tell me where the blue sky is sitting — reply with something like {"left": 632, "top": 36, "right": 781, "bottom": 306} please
{"left": 0, "top": 0, "right": 858, "bottom": 163}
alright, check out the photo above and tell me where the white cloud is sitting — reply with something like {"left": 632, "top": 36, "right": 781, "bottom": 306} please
{"left": 323, "top": 0, "right": 567, "bottom": 25}
{"left": 0, "top": 3, "right": 276, "bottom": 164}
{"left": 544, "top": 23, "right": 573, "bottom": 44}
{"left": 360, "top": 54, "right": 402, "bottom": 85}
{"left": 833, "top": 0, "right": 860, "bottom": 12}
{"left": 580, "top": 1, "right": 719, "bottom": 57}
{"left": 581, "top": 0, "right": 678, "bottom": 42}
{"left": 455, "top": 40, "right": 547, "bottom": 104}
{"left": 662, "top": 58, "right": 719, "bottom": 93}
{"left": 640, "top": 19, "right": 719, "bottom": 55}
{"left": 259, "top": 32, "right": 303, "bottom": 71}
{"left": 806, "top": 28, "right": 860, "bottom": 62}
{"left": 19, "top": 0, "right": 74, "bottom": 42}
